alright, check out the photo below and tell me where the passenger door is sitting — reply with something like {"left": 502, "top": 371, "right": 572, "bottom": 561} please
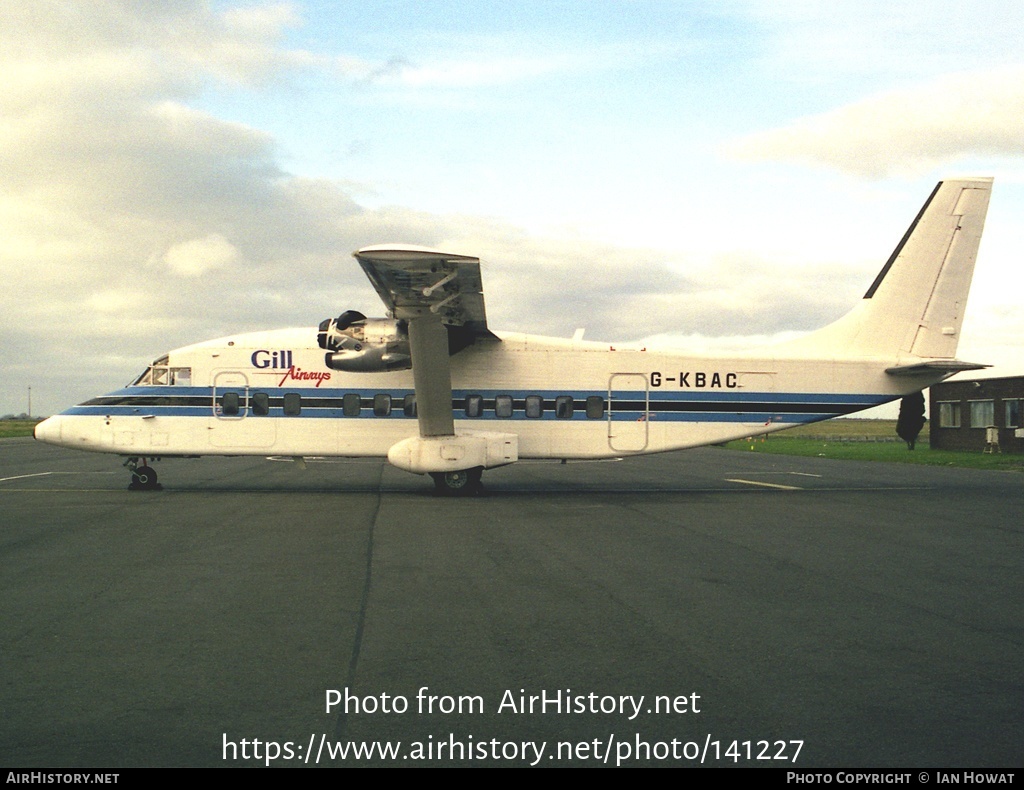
{"left": 607, "top": 373, "right": 649, "bottom": 452}
{"left": 209, "top": 371, "right": 276, "bottom": 448}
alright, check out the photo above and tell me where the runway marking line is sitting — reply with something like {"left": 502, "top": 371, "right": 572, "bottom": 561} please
{"left": 723, "top": 471, "right": 822, "bottom": 478}
{"left": 726, "top": 478, "right": 802, "bottom": 491}
{"left": 0, "top": 472, "right": 53, "bottom": 483}
{"left": 0, "top": 485, "right": 936, "bottom": 497}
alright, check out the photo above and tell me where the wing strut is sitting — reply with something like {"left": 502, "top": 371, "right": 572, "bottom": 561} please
{"left": 353, "top": 244, "right": 497, "bottom": 439}
{"left": 353, "top": 245, "right": 517, "bottom": 483}
{"left": 403, "top": 309, "right": 455, "bottom": 437}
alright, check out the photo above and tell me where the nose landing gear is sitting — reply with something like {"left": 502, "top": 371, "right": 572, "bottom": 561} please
{"left": 125, "top": 458, "right": 162, "bottom": 491}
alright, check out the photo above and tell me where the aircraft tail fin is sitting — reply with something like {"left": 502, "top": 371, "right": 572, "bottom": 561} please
{"left": 783, "top": 178, "right": 992, "bottom": 360}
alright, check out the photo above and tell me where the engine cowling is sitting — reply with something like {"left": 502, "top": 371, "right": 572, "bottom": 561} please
{"left": 317, "top": 312, "right": 412, "bottom": 372}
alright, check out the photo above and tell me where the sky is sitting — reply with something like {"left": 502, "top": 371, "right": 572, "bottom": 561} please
{"left": 3, "top": 0, "right": 1023, "bottom": 418}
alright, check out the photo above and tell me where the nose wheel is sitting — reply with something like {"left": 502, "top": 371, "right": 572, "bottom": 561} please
{"left": 430, "top": 467, "right": 483, "bottom": 496}
{"left": 126, "top": 458, "right": 162, "bottom": 491}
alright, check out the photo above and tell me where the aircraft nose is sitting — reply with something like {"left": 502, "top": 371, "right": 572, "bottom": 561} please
{"left": 34, "top": 415, "right": 62, "bottom": 445}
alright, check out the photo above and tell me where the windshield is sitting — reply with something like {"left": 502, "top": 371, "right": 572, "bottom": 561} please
{"left": 131, "top": 356, "right": 191, "bottom": 386}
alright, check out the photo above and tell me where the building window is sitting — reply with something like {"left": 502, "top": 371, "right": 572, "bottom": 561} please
{"left": 343, "top": 393, "right": 361, "bottom": 417}
{"left": 1006, "top": 399, "right": 1021, "bottom": 428}
{"left": 938, "top": 402, "right": 960, "bottom": 428}
{"left": 283, "top": 393, "right": 301, "bottom": 416}
{"left": 969, "top": 400, "right": 994, "bottom": 428}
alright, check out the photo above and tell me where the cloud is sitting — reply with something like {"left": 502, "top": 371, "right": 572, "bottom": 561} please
{"left": 423, "top": 219, "right": 863, "bottom": 343}
{"left": 378, "top": 54, "right": 576, "bottom": 89}
{"left": 731, "top": 1, "right": 1024, "bottom": 85}
{"left": 724, "top": 65, "right": 1024, "bottom": 177}
{"left": 161, "top": 234, "right": 240, "bottom": 277}
{"left": 329, "top": 31, "right": 667, "bottom": 97}
{"left": 0, "top": 2, "right": 882, "bottom": 415}
{"left": 324, "top": 38, "right": 581, "bottom": 91}
{"left": 0, "top": 2, "right": 312, "bottom": 92}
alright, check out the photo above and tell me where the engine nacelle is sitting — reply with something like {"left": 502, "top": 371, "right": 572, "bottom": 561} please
{"left": 317, "top": 311, "right": 412, "bottom": 372}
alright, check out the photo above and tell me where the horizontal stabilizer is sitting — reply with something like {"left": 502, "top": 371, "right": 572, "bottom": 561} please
{"left": 885, "top": 360, "right": 990, "bottom": 376}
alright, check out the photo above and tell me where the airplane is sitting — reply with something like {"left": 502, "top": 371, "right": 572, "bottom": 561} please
{"left": 34, "top": 177, "right": 993, "bottom": 494}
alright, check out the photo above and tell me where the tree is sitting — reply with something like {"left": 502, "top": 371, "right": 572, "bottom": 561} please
{"left": 896, "top": 391, "right": 927, "bottom": 450}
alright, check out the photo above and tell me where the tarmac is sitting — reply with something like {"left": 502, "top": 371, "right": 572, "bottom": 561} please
{"left": 1, "top": 437, "right": 1021, "bottom": 767}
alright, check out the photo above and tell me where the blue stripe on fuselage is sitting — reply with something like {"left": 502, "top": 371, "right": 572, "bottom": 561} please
{"left": 61, "top": 386, "right": 891, "bottom": 423}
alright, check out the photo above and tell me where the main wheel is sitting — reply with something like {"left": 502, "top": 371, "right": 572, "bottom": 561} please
{"left": 430, "top": 468, "right": 482, "bottom": 496}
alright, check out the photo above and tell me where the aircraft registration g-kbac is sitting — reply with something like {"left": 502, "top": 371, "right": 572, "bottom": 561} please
{"left": 36, "top": 178, "right": 993, "bottom": 494}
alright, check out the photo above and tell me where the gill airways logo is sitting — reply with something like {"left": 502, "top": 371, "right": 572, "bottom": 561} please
{"left": 250, "top": 350, "right": 292, "bottom": 369}
{"left": 251, "top": 349, "right": 331, "bottom": 387}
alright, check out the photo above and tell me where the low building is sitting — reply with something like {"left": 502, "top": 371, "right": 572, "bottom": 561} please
{"left": 929, "top": 375, "right": 1024, "bottom": 453}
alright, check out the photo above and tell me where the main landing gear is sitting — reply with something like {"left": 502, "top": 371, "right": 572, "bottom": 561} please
{"left": 125, "top": 457, "right": 162, "bottom": 491}
{"left": 429, "top": 467, "right": 483, "bottom": 496}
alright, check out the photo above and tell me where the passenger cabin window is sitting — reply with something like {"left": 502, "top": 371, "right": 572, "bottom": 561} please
{"left": 525, "top": 395, "right": 543, "bottom": 418}
{"left": 495, "top": 395, "right": 513, "bottom": 418}
{"left": 374, "top": 394, "right": 392, "bottom": 416}
{"left": 343, "top": 393, "right": 361, "bottom": 417}
{"left": 555, "top": 395, "right": 574, "bottom": 419}
{"left": 586, "top": 396, "right": 605, "bottom": 419}
{"left": 283, "top": 393, "right": 301, "bottom": 416}
{"left": 252, "top": 392, "right": 269, "bottom": 416}
{"left": 403, "top": 394, "right": 417, "bottom": 417}
{"left": 220, "top": 391, "right": 240, "bottom": 416}
{"left": 465, "top": 394, "right": 483, "bottom": 418}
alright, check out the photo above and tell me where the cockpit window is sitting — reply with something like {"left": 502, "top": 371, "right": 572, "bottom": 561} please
{"left": 132, "top": 356, "right": 191, "bottom": 387}
{"left": 132, "top": 367, "right": 160, "bottom": 385}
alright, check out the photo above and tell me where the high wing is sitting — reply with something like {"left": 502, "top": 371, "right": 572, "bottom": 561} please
{"left": 354, "top": 244, "right": 496, "bottom": 338}
{"left": 353, "top": 244, "right": 498, "bottom": 439}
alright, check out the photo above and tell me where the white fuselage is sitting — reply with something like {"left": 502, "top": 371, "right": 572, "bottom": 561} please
{"left": 34, "top": 178, "right": 993, "bottom": 481}
{"left": 36, "top": 327, "right": 923, "bottom": 461}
